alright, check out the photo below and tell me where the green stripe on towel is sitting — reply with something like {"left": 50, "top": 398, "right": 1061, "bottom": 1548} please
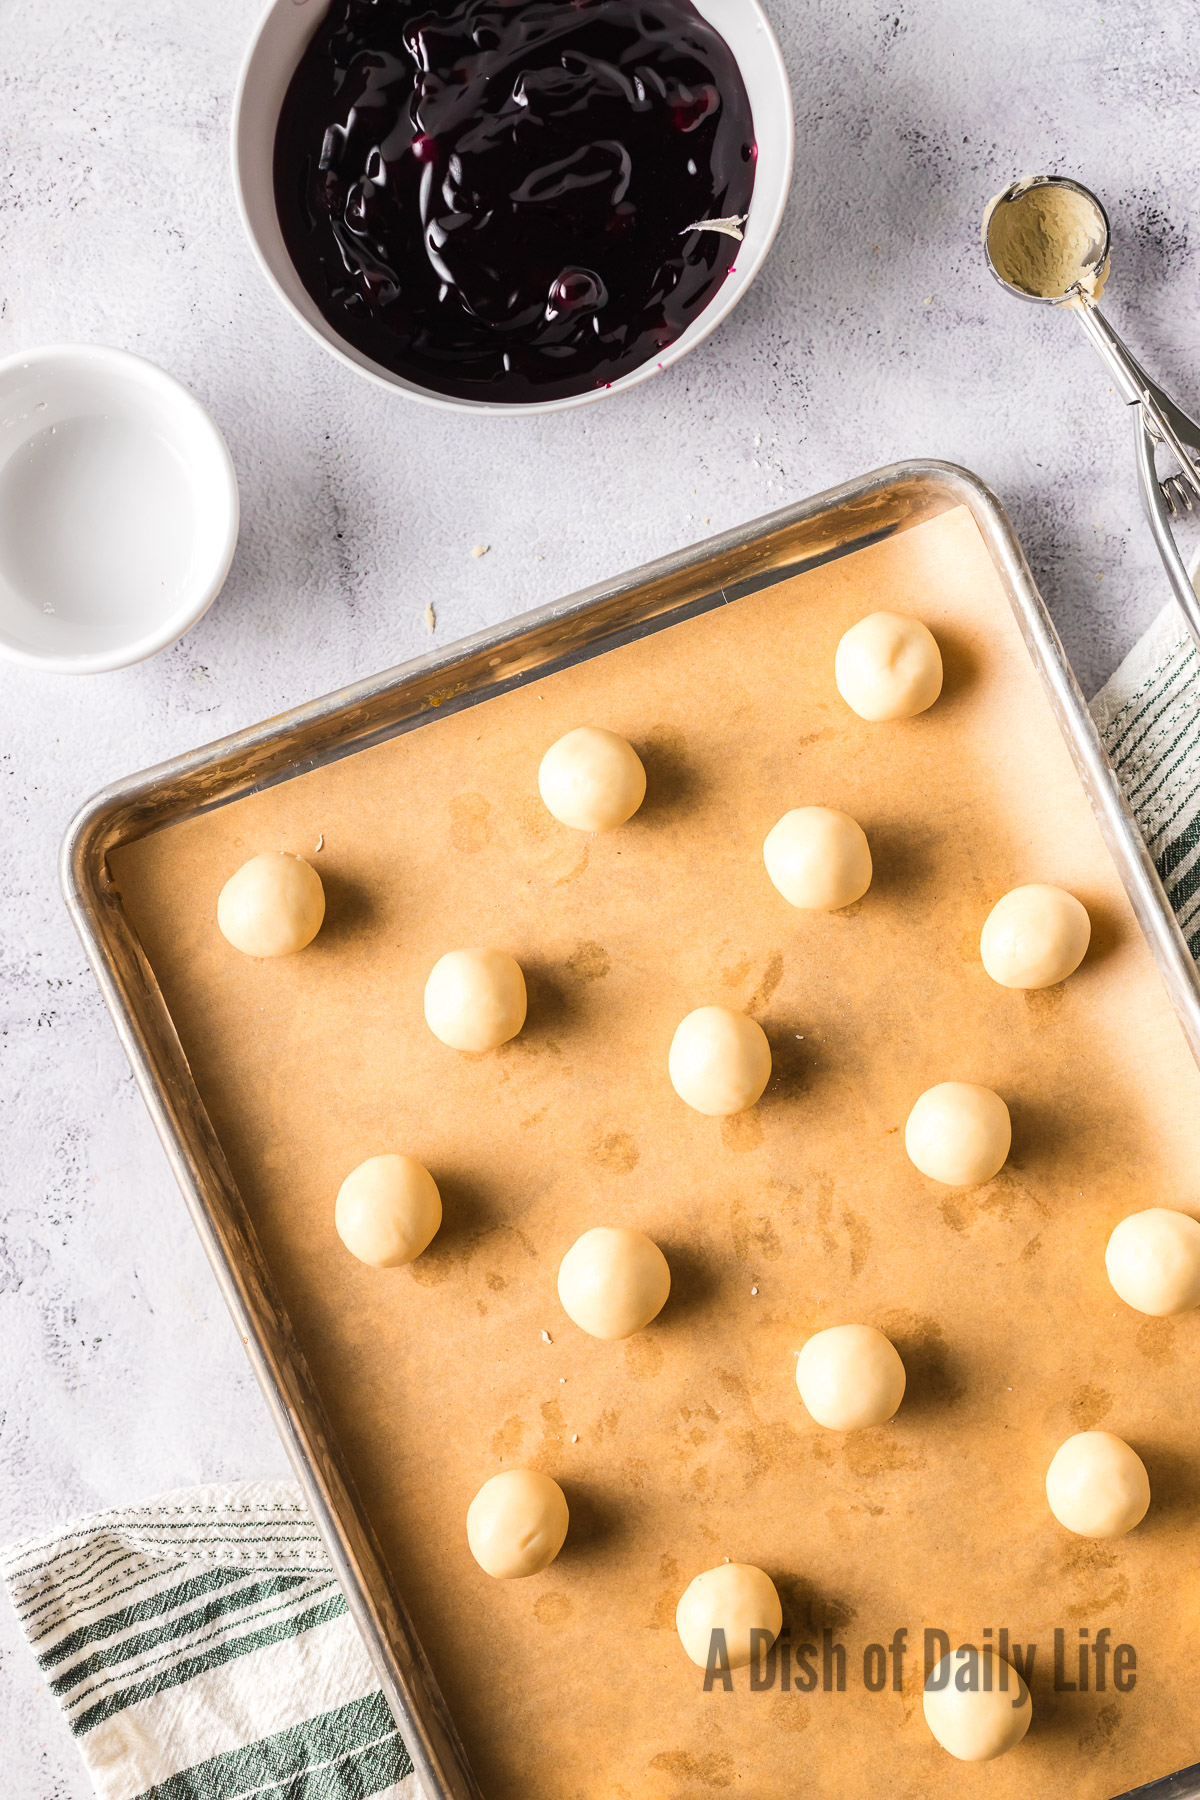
{"left": 70, "top": 1591, "right": 352, "bottom": 1734}
{"left": 140, "top": 1693, "right": 412, "bottom": 1800}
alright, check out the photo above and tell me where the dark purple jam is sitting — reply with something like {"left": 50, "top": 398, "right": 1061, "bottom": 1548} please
{"left": 273, "top": 0, "right": 756, "bottom": 403}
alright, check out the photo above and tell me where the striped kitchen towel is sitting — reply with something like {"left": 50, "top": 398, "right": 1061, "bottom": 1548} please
{"left": 1091, "top": 600, "right": 1200, "bottom": 960}
{"left": 1, "top": 1481, "right": 418, "bottom": 1800}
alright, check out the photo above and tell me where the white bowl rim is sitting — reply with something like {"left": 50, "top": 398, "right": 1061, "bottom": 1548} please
{"left": 231, "top": 0, "right": 795, "bottom": 417}
{"left": 0, "top": 343, "right": 240, "bottom": 676}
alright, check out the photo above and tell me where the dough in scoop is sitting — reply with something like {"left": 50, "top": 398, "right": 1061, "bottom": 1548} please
{"left": 795, "top": 1324, "right": 906, "bottom": 1430}
{"left": 424, "top": 949, "right": 527, "bottom": 1051}
{"left": 466, "top": 1470, "right": 569, "bottom": 1578}
{"left": 980, "top": 884, "right": 1091, "bottom": 989}
{"left": 538, "top": 726, "right": 647, "bottom": 832}
{"left": 835, "top": 612, "right": 943, "bottom": 721}
{"left": 1046, "top": 1431, "right": 1150, "bottom": 1538}
{"left": 905, "top": 1082, "right": 1011, "bottom": 1186}
{"left": 335, "top": 1154, "right": 442, "bottom": 1268}
{"left": 923, "top": 1655, "right": 1032, "bottom": 1761}
{"left": 676, "top": 1563, "right": 783, "bottom": 1670}
{"left": 557, "top": 1227, "right": 671, "bottom": 1339}
{"left": 763, "top": 808, "right": 872, "bottom": 911}
{"left": 217, "top": 852, "right": 325, "bottom": 958}
{"left": 1106, "top": 1207, "right": 1200, "bottom": 1316}
{"left": 669, "top": 1007, "right": 772, "bottom": 1116}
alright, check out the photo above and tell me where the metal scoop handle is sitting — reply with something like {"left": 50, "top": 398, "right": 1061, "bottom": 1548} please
{"left": 1071, "top": 296, "right": 1200, "bottom": 646}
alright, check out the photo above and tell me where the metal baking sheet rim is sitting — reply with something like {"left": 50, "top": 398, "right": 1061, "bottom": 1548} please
{"left": 58, "top": 460, "right": 1200, "bottom": 1800}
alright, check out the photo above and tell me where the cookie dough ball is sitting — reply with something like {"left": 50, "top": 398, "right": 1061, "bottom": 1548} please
{"left": 1046, "top": 1431, "right": 1150, "bottom": 1539}
{"left": 217, "top": 852, "right": 325, "bottom": 958}
{"left": 924, "top": 1655, "right": 1032, "bottom": 1761}
{"left": 335, "top": 1154, "right": 442, "bottom": 1268}
{"left": 669, "top": 1007, "right": 772, "bottom": 1116}
{"left": 763, "top": 808, "right": 872, "bottom": 912}
{"left": 676, "top": 1563, "right": 783, "bottom": 1670}
{"left": 1106, "top": 1208, "right": 1200, "bottom": 1316}
{"left": 557, "top": 1227, "right": 671, "bottom": 1339}
{"left": 981, "top": 884, "right": 1091, "bottom": 989}
{"left": 795, "top": 1324, "right": 906, "bottom": 1430}
{"left": 424, "top": 949, "right": 527, "bottom": 1051}
{"left": 905, "top": 1082, "right": 1011, "bottom": 1187}
{"left": 835, "top": 612, "right": 943, "bottom": 721}
{"left": 466, "top": 1470, "right": 569, "bottom": 1579}
{"left": 538, "top": 726, "right": 647, "bottom": 832}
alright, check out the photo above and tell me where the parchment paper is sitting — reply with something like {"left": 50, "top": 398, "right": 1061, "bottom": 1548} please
{"left": 112, "top": 507, "right": 1200, "bottom": 1800}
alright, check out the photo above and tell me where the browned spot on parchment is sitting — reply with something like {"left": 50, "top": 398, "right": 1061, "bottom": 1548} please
{"left": 941, "top": 1195, "right": 971, "bottom": 1233}
{"left": 1067, "top": 1384, "right": 1114, "bottom": 1431}
{"left": 623, "top": 1335, "right": 664, "bottom": 1381}
{"left": 449, "top": 792, "right": 491, "bottom": 853}
{"left": 771, "top": 1692, "right": 811, "bottom": 1733}
{"left": 533, "top": 1591, "right": 573, "bottom": 1627}
{"left": 539, "top": 1399, "right": 566, "bottom": 1449}
{"left": 1024, "top": 983, "right": 1067, "bottom": 1014}
{"left": 513, "top": 792, "right": 551, "bottom": 842}
{"left": 730, "top": 1201, "right": 783, "bottom": 1264}
{"left": 747, "top": 949, "right": 785, "bottom": 1011}
{"left": 844, "top": 1208, "right": 871, "bottom": 1278}
{"left": 649, "top": 1553, "right": 683, "bottom": 1628}
{"left": 841, "top": 1432, "right": 926, "bottom": 1479}
{"left": 1079, "top": 1702, "right": 1121, "bottom": 1753}
{"left": 734, "top": 1421, "right": 801, "bottom": 1486}
{"left": 1136, "top": 1316, "right": 1176, "bottom": 1363}
{"left": 721, "top": 1111, "right": 763, "bottom": 1153}
{"left": 491, "top": 1415, "right": 525, "bottom": 1460}
{"left": 408, "top": 1254, "right": 452, "bottom": 1287}
{"left": 565, "top": 939, "right": 610, "bottom": 981}
{"left": 720, "top": 955, "right": 752, "bottom": 989}
{"left": 1058, "top": 1539, "right": 1131, "bottom": 1619}
{"left": 649, "top": 1750, "right": 735, "bottom": 1789}
{"left": 591, "top": 1131, "right": 640, "bottom": 1173}
{"left": 1064, "top": 1571, "right": 1130, "bottom": 1619}
{"left": 553, "top": 844, "right": 590, "bottom": 886}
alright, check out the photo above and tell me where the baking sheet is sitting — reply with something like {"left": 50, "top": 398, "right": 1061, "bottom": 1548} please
{"left": 110, "top": 505, "right": 1200, "bottom": 1799}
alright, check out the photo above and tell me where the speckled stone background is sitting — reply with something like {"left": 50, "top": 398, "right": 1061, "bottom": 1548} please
{"left": 2, "top": 0, "right": 1199, "bottom": 1791}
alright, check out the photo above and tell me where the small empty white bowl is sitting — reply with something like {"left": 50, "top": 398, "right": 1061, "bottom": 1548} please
{"left": 0, "top": 345, "right": 239, "bottom": 673}
{"left": 233, "top": 0, "right": 794, "bottom": 415}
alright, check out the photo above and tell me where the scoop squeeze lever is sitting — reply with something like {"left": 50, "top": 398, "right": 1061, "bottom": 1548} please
{"left": 985, "top": 173, "right": 1200, "bottom": 647}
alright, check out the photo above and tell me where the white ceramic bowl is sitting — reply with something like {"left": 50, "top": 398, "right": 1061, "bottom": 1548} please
{"left": 0, "top": 346, "right": 239, "bottom": 674}
{"left": 232, "top": 0, "right": 794, "bottom": 416}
